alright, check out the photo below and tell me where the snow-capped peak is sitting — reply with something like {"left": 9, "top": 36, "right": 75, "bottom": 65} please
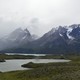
{"left": 69, "top": 24, "right": 80, "bottom": 29}
{"left": 48, "top": 27, "right": 59, "bottom": 36}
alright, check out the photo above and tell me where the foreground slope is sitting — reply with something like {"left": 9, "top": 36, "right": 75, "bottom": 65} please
{"left": 0, "top": 55, "right": 80, "bottom": 80}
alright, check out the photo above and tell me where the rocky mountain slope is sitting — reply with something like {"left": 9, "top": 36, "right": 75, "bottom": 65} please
{"left": 1, "top": 24, "right": 80, "bottom": 54}
{"left": 0, "top": 28, "right": 35, "bottom": 51}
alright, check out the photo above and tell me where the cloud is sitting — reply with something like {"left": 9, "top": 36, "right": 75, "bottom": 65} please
{"left": 0, "top": 0, "right": 80, "bottom": 37}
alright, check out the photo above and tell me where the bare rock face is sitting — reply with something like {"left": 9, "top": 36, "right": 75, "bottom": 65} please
{"left": 1, "top": 24, "right": 80, "bottom": 54}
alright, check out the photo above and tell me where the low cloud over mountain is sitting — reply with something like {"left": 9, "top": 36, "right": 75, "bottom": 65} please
{"left": 1, "top": 24, "right": 80, "bottom": 54}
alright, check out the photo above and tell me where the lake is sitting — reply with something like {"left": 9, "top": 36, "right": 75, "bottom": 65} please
{"left": 0, "top": 59, "right": 70, "bottom": 72}
{"left": 5, "top": 53, "right": 46, "bottom": 56}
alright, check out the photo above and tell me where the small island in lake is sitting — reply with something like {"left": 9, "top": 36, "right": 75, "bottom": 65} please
{"left": 0, "top": 59, "right": 5, "bottom": 62}
{"left": 0, "top": 53, "right": 6, "bottom": 62}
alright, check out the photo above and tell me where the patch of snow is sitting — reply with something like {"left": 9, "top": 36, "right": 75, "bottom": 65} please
{"left": 49, "top": 27, "right": 58, "bottom": 35}
{"left": 59, "top": 33, "right": 63, "bottom": 37}
{"left": 22, "top": 36, "right": 26, "bottom": 40}
{"left": 67, "top": 27, "right": 75, "bottom": 40}
{"left": 67, "top": 34, "right": 75, "bottom": 40}
{"left": 68, "top": 27, "right": 73, "bottom": 32}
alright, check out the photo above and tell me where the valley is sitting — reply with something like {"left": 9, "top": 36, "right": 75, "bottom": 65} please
{"left": 0, "top": 54, "right": 80, "bottom": 80}
{"left": 0, "top": 0, "right": 80, "bottom": 79}
{"left": 0, "top": 24, "right": 80, "bottom": 80}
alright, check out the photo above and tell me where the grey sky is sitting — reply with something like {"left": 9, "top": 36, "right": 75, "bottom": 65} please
{"left": 0, "top": 0, "right": 80, "bottom": 37}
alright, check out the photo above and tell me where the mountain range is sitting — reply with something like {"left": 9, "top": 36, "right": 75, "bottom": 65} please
{"left": 0, "top": 24, "right": 80, "bottom": 54}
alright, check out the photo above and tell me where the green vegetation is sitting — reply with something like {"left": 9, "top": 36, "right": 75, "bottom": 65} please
{"left": 0, "top": 54, "right": 67, "bottom": 63}
{"left": 0, "top": 54, "right": 36, "bottom": 59}
{"left": 0, "top": 54, "right": 67, "bottom": 60}
{"left": 0, "top": 54, "right": 6, "bottom": 62}
{"left": 0, "top": 55, "right": 80, "bottom": 80}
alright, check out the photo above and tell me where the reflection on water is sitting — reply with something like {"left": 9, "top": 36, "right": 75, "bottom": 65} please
{"left": 0, "top": 59, "right": 70, "bottom": 72}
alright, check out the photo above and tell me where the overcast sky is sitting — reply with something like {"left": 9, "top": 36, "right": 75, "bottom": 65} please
{"left": 0, "top": 0, "right": 80, "bottom": 37}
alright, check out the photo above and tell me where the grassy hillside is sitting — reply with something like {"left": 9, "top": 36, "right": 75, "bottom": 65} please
{"left": 0, "top": 55, "right": 80, "bottom": 80}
